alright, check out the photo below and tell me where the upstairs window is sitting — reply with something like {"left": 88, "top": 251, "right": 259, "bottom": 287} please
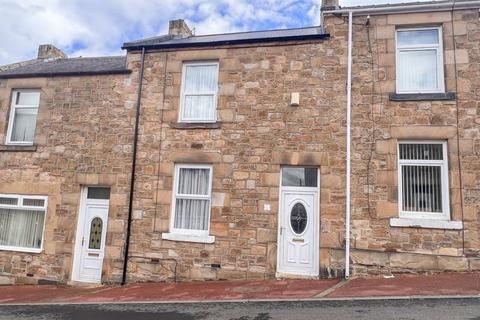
{"left": 0, "top": 194, "right": 47, "bottom": 252}
{"left": 171, "top": 164, "right": 212, "bottom": 236}
{"left": 7, "top": 90, "right": 40, "bottom": 144}
{"left": 179, "top": 62, "right": 219, "bottom": 123}
{"left": 396, "top": 27, "right": 444, "bottom": 93}
{"left": 398, "top": 141, "right": 450, "bottom": 220}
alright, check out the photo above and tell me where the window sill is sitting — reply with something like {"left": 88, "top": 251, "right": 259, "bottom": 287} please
{"left": 0, "top": 245, "right": 42, "bottom": 253}
{"left": 389, "top": 92, "right": 456, "bottom": 101}
{"left": 169, "top": 122, "right": 222, "bottom": 129}
{"left": 0, "top": 144, "right": 37, "bottom": 152}
{"left": 390, "top": 218, "right": 463, "bottom": 230}
{"left": 162, "top": 232, "right": 215, "bottom": 244}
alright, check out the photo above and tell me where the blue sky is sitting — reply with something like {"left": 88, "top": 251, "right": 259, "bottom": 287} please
{"left": 0, "top": 0, "right": 432, "bottom": 65}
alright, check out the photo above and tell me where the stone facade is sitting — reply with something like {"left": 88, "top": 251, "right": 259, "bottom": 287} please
{"left": 0, "top": 6, "right": 478, "bottom": 285}
{"left": 323, "top": 9, "right": 480, "bottom": 275}
{"left": 125, "top": 40, "right": 348, "bottom": 281}
{"left": 0, "top": 75, "right": 134, "bottom": 284}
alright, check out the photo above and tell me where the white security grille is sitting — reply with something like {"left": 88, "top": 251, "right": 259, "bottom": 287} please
{"left": 398, "top": 142, "right": 449, "bottom": 219}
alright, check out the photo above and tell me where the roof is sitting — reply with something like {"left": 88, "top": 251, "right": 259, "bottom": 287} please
{"left": 122, "top": 26, "right": 329, "bottom": 50}
{"left": 0, "top": 56, "right": 130, "bottom": 79}
{"left": 322, "top": 0, "right": 480, "bottom": 15}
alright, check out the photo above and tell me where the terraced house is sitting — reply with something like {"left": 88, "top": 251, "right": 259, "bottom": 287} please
{"left": 0, "top": 0, "right": 478, "bottom": 285}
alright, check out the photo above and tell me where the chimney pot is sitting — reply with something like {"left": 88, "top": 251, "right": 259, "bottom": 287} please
{"left": 37, "top": 44, "right": 67, "bottom": 60}
{"left": 168, "top": 19, "right": 192, "bottom": 39}
{"left": 321, "top": 0, "right": 339, "bottom": 10}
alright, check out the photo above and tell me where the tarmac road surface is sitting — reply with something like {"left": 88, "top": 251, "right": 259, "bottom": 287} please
{"left": 0, "top": 297, "right": 479, "bottom": 320}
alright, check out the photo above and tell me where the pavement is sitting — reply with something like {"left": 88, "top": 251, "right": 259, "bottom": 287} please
{"left": 0, "top": 272, "right": 478, "bottom": 305}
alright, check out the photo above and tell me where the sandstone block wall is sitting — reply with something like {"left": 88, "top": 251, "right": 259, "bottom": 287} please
{"left": 0, "top": 75, "right": 134, "bottom": 284}
{"left": 324, "top": 9, "right": 480, "bottom": 275}
{"left": 125, "top": 39, "right": 349, "bottom": 281}
{"left": 0, "top": 8, "right": 478, "bottom": 284}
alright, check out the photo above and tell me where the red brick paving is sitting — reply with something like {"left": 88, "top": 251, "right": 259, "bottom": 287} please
{"left": 0, "top": 273, "right": 478, "bottom": 304}
{"left": 0, "top": 278, "right": 339, "bottom": 304}
{"left": 66, "top": 279, "right": 339, "bottom": 303}
{"left": 327, "top": 273, "right": 480, "bottom": 298}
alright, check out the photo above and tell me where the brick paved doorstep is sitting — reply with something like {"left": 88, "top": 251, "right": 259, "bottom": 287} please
{"left": 0, "top": 273, "right": 478, "bottom": 304}
{"left": 328, "top": 273, "right": 480, "bottom": 298}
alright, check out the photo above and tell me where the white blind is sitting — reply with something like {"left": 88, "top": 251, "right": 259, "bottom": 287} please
{"left": 399, "top": 143, "right": 446, "bottom": 215}
{"left": 0, "top": 208, "right": 45, "bottom": 249}
{"left": 397, "top": 50, "right": 437, "bottom": 92}
{"left": 174, "top": 167, "right": 211, "bottom": 231}
{"left": 396, "top": 28, "right": 442, "bottom": 93}
{"left": 401, "top": 166, "right": 442, "bottom": 213}
{"left": 9, "top": 91, "right": 40, "bottom": 143}
{"left": 181, "top": 63, "right": 218, "bottom": 121}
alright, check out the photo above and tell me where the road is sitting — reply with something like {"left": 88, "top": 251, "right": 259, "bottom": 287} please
{"left": 0, "top": 298, "right": 479, "bottom": 320}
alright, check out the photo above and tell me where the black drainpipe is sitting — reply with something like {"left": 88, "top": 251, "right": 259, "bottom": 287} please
{"left": 122, "top": 47, "right": 146, "bottom": 285}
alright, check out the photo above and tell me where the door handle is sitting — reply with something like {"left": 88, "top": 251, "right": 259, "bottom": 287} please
{"left": 280, "top": 226, "right": 285, "bottom": 235}
{"left": 81, "top": 237, "right": 85, "bottom": 246}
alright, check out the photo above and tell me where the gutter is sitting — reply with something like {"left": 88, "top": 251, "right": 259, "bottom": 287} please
{"left": 322, "top": 0, "right": 480, "bottom": 16}
{"left": 344, "top": 11, "right": 353, "bottom": 280}
{"left": 122, "top": 34, "right": 330, "bottom": 51}
{"left": 0, "top": 69, "right": 131, "bottom": 79}
{"left": 121, "top": 47, "right": 146, "bottom": 285}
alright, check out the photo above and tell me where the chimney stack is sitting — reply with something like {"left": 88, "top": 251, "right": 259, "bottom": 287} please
{"left": 37, "top": 44, "right": 67, "bottom": 60}
{"left": 168, "top": 19, "right": 193, "bottom": 39}
{"left": 321, "top": 0, "right": 339, "bottom": 10}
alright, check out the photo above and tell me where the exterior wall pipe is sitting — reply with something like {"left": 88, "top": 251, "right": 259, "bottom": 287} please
{"left": 344, "top": 10, "right": 353, "bottom": 280}
{"left": 122, "top": 47, "right": 146, "bottom": 285}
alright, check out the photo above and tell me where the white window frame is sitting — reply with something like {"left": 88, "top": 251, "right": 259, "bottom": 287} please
{"left": 0, "top": 194, "right": 48, "bottom": 253}
{"left": 397, "top": 140, "right": 450, "bottom": 221}
{"left": 395, "top": 26, "right": 445, "bottom": 94}
{"left": 165, "top": 164, "right": 214, "bottom": 242}
{"left": 179, "top": 61, "right": 219, "bottom": 123}
{"left": 6, "top": 89, "right": 40, "bottom": 145}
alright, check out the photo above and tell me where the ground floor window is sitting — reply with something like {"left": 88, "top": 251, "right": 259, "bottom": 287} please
{"left": 171, "top": 164, "right": 213, "bottom": 236}
{"left": 398, "top": 141, "right": 450, "bottom": 220}
{"left": 0, "top": 194, "right": 47, "bottom": 252}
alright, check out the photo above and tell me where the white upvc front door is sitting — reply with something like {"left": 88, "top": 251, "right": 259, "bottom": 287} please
{"left": 277, "top": 167, "right": 319, "bottom": 277}
{"left": 72, "top": 187, "right": 110, "bottom": 283}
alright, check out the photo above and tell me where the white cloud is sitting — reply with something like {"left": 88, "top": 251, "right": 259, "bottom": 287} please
{"left": 0, "top": 0, "right": 432, "bottom": 65}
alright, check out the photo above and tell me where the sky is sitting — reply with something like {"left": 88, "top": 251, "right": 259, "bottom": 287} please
{"left": 0, "top": 0, "right": 432, "bottom": 65}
